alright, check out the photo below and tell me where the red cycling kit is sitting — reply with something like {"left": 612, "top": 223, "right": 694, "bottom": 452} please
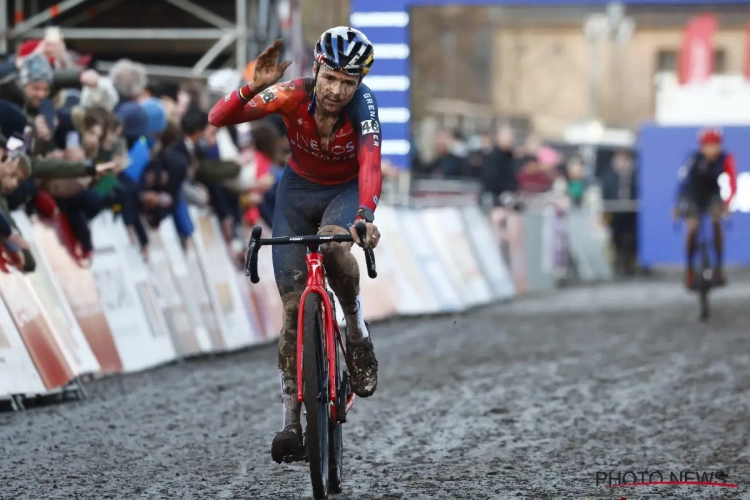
{"left": 208, "top": 77, "right": 382, "bottom": 212}
{"left": 208, "top": 77, "right": 383, "bottom": 295}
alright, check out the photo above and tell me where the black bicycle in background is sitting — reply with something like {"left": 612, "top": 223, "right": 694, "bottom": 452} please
{"left": 676, "top": 212, "right": 730, "bottom": 322}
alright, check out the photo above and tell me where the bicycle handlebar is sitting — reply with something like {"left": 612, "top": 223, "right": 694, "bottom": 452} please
{"left": 245, "top": 222, "right": 378, "bottom": 284}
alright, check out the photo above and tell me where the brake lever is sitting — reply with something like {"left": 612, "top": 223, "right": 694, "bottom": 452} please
{"left": 354, "top": 221, "right": 377, "bottom": 279}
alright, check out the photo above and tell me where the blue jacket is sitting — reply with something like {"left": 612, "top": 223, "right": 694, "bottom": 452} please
{"left": 122, "top": 137, "right": 151, "bottom": 182}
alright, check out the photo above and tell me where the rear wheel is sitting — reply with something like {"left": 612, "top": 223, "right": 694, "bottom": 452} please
{"left": 698, "top": 241, "right": 711, "bottom": 321}
{"left": 303, "top": 293, "right": 330, "bottom": 499}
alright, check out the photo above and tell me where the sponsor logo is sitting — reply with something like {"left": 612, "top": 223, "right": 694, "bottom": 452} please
{"left": 290, "top": 131, "right": 356, "bottom": 160}
{"left": 362, "top": 93, "right": 377, "bottom": 120}
{"left": 259, "top": 89, "right": 276, "bottom": 104}
{"left": 360, "top": 120, "right": 380, "bottom": 135}
{"left": 224, "top": 93, "right": 231, "bottom": 102}
{"left": 276, "top": 81, "right": 296, "bottom": 91}
{"left": 373, "top": 195, "right": 379, "bottom": 206}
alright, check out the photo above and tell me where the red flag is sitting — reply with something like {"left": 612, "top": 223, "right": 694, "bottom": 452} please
{"left": 744, "top": 20, "right": 750, "bottom": 79}
{"left": 678, "top": 14, "right": 718, "bottom": 85}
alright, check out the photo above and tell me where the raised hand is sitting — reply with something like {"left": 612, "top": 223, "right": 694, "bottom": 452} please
{"left": 252, "top": 40, "right": 292, "bottom": 90}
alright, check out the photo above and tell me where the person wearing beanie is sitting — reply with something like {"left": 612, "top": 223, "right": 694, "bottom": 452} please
{"left": 18, "top": 53, "right": 53, "bottom": 111}
{"left": 116, "top": 101, "right": 150, "bottom": 183}
{"left": 140, "top": 98, "right": 167, "bottom": 146}
{"left": 17, "top": 53, "right": 59, "bottom": 156}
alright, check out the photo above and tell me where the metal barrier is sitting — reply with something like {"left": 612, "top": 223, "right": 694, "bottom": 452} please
{"left": 382, "top": 177, "right": 619, "bottom": 285}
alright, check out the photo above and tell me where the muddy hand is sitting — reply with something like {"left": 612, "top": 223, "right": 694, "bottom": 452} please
{"left": 253, "top": 40, "right": 292, "bottom": 89}
{"left": 350, "top": 222, "right": 380, "bottom": 249}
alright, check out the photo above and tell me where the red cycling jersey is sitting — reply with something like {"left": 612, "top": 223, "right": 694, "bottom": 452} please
{"left": 208, "top": 77, "right": 382, "bottom": 213}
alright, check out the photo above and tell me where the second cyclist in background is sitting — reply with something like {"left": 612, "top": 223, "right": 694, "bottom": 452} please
{"left": 673, "top": 128, "right": 737, "bottom": 289}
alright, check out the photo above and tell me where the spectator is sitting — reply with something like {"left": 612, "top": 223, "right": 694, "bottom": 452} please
{"left": 480, "top": 126, "right": 518, "bottom": 206}
{"left": 565, "top": 156, "right": 587, "bottom": 207}
{"left": 243, "top": 124, "right": 281, "bottom": 226}
{"left": 602, "top": 149, "right": 638, "bottom": 276}
{"left": 516, "top": 155, "right": 553, "bottom": 194}
{"left": 109, "top": 59, "right": 148, "bottom": 106}
{"left": 426, "top": 129, "right": 468, "bottom": 178}
{"left": 18, "top": 53, "right": 57, "bottom": 156}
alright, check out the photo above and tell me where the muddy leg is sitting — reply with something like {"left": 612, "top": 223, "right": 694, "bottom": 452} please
{"left": 319, "top": 225, "right": 378, "bottom": 397}
{"left": 278, "top": 291, "right": 302, "bottom": 427}
{"left": 318, "top": 225, "right": 367, "bottom": 341}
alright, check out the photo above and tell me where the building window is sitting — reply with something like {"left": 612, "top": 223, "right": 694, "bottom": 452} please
{"left": 656, "top": 48, "right": 727, "bottom": 74}
{"left": 713, "top": 49, "right": 726, "bottom": 74}
{"left": 656, "top": 50, "right": 678, "bottom": 73}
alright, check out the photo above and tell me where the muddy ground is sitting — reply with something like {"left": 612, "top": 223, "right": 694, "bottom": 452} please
{"left": 2, "top": 277, "right": 749, "bottom": 499}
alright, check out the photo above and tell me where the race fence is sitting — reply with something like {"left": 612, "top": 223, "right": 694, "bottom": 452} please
{"left": 1, "top": 200, "right": 611, "bottom": 409}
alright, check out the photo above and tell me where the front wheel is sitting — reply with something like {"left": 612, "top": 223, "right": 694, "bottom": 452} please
{"left": 303, "top": 293, "right": 330, "bottom": 499}
{"left": 329, "top": 336, "right": 344, "bottom": 493}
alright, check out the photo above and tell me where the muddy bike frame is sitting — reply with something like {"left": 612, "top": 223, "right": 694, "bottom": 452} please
{"left": 245, "top": 223, "right": 377, "bottom": 414}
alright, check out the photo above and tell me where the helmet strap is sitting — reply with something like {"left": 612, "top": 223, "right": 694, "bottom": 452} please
{"left": 309, "top": 63, "right": 321, "bottom": 114}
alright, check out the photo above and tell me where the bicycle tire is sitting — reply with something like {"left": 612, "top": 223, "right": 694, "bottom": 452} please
{"left": 698, "top": 242, "right": 711, "bottom": 321}
{"left": 303, "top": 293, "right": 330, "bottom": 499}
{"left": 329, "top": 349, "right": 343, "bottom": 490}
{"left": 327, "top": 291, "right": 344, "bottom": 493}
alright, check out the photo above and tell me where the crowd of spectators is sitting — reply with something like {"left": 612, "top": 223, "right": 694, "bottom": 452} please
{"left": 0, "top": 30, "right": 290, "bottom": 271}
{"left": 419, "top": 124, "right": 640, "bottom": 275}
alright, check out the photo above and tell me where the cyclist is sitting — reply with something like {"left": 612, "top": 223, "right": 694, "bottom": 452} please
{"left": 208, "top": 28, "right": 382, "bottom": 463}
{"left": 673, "top": 127, "right": 736, "bottom": 289}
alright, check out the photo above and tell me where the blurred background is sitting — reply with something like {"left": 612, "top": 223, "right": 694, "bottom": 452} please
{"left": 0, "top": 0, "right": 748, "bottom": 292}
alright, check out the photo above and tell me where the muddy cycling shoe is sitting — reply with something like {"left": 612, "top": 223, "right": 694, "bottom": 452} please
{"left": 271, "top": 423, "right": 305, "bottom": 464}
{"left": 346, "top": 336, "right": 378, "bottom": 398}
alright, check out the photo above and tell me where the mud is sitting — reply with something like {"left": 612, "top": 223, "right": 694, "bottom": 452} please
{"left": 2, "top": 277, "right": 749, "bottom": 499}
{"left": 278, "top": 291, "right": 303, "bottom": 380}
{"left": 319, "top": 224, "right": 360, "bottom": 316}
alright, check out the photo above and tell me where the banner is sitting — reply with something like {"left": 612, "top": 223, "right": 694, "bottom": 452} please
{"left": 372, "top": 206, "right": 441, "bottom": 315}
{"left": 0, "top": 297, "right": 46, "bottom": 397}
{"left": 31, "top": 217, "right": 123, "bottom": 374}
{"left": 350, "top": 234, "right": 399, "bottom": 321}
{"left": 422, "top": 207, "right": 492, "bottom": 308}
{"left": 190, "top": 208, "right": 256, "bottom": 350}
{"left": 491, "top": 208, "right": 529, "bottom": 294}
{"left": 147, "top": 227, "right": 205, "bottom": 358}
{"left": 678, "top": 14, "right": 717, "bottom": 85}
{"left": 184, "top": 240, "right": 225, "bottom": 351}
{"left": 0, "top": 268, "right": 75, "bottom": 390}
{"left": 396, "top": 207, "right": 463, "bottom": 312}
{"left": 158, "top": 222, "right": 215, "bottom": 355}
{"left": 2, "top": 203, "right": 531, "bottom": 402}
{"left": 90, "top": 215, "right": 176, "bottom": 372}
{"left": 460, "top": 206, "right": 514, "bottom": 300}
{"left": 13, "top": 212, "right": 100, "bottom": 377}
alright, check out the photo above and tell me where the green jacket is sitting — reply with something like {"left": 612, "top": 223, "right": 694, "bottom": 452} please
{"left": 19, "top": 154, "right": 92, "bottom": 180}
{"left": 194, "top": 159, "right": 242, "bottom": 185}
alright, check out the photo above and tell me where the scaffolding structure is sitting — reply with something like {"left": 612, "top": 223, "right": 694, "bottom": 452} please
{"left": 0, "top": 0, "right": 304, "bottom": 79}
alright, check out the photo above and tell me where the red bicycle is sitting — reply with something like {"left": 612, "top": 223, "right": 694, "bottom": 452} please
{"left": 245, "top": 222, "right": 377, "bottom": 499}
